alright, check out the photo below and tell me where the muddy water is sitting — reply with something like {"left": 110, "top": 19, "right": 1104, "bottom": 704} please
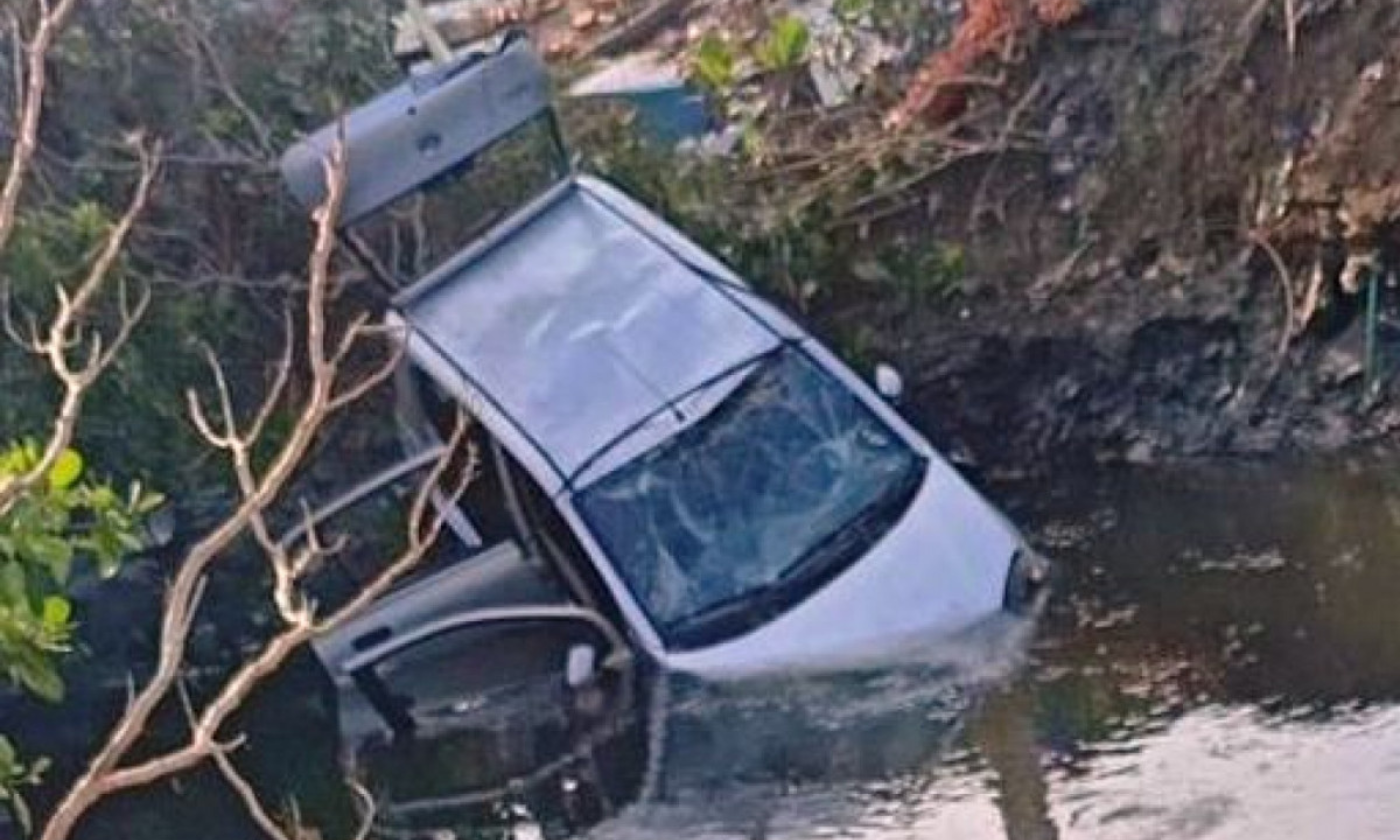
{"left": 29, "top": 458, "right": 1400, "bottom": 839}
{"left": 994, "top": 459, "right": 1400, "bottom": 840}
{"left": 945, "top": 459, "right": 1400, "bottom": 840}
{"left": 454, "top": 459, "right": 1400, "bottom": 840}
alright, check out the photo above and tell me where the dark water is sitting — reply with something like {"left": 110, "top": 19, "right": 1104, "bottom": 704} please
{"left": 21, "top": 457, "right": 1400, "bottom": 839}
{"left": 402, "top": 458, "right": 1400, "bottom": 840}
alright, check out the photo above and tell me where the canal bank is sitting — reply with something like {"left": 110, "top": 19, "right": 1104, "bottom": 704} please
{"left": 560, "top": 0, "right": 1400, "bottom": 476}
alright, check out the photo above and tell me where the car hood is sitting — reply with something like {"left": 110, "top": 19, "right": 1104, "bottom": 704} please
{"left": 664, "top": 456, "right": 1022, "bottom": 680}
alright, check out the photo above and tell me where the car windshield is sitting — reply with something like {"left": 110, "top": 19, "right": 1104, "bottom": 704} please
{"left": 574, "top": 348, "right": 926, "bottom": 649}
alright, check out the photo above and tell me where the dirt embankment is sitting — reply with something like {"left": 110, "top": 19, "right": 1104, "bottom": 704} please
{"left": 829, "top": 0, "right": 1400, "bottom": 474}
{"left": 429, "top": 0, "right": 1400, "bottom": 473}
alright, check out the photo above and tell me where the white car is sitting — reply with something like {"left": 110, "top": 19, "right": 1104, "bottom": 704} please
{"left": 280, "top": 35, "right": 1044, "bottom": 750}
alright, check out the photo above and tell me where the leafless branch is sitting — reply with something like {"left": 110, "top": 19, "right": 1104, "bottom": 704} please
{"left": 213, "top": 749, "right": 298, "bottom": 840}
{"left": 180, "top": 7, "right": 276, "bottom": 159}
{"left": 37, "top": 138, "right": 474, "bottom": 840}
{"left": 1283, "top": 0, "right": 1298, "bottom": 61}
{"left": 0, "top": 0, "right": 81, "bottom": 254}
{"left": 347, "top": 778, "right": 377, "bottom": 840}
{"left": 1249, "top": 229, "right": 1296, "bottom": 358}
{"left": 0, "top": 138, "right": 162, "bottom": 514}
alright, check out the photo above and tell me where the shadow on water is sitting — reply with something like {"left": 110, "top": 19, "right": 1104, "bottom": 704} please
{"left": 18, "top": 457, "right": 1400, "bottom": 839}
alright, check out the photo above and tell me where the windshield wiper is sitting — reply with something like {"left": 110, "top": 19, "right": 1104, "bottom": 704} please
{"left": 666, "top": 459, "right": 927, "bottom": 649}
{"left": 665, "top": 580, "right": 785, "bottom": 646}
{"left": 778, "top": 458, "right": 927, "bottom": 586}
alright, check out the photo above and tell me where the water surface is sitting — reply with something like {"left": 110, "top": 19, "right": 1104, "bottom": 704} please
{"left": 470, "top": 459, "right": 1400, "bottom": 840}
{"left": 26, "top": 458, "right": 1400, "bottom": 840}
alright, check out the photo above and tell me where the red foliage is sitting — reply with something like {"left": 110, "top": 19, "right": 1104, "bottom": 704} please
{"left": 885, "top": 0, "right": 1084, "bottom": 129}
{"left": 1031, "top": 0, "right": 1085, "bottom": 26}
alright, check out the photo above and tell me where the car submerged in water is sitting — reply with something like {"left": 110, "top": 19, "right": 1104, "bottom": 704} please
{"left": 278, "top": 33, "right": 1045, "bottom": 756}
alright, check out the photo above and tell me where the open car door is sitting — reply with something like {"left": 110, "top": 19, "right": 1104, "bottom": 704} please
{"left": 291, "top": 452, "right": 632, "bottom": 814}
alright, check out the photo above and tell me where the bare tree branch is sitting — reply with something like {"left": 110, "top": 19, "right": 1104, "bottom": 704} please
{"left": 37, "top": 137, "right": 474, "bottom": 840}
{"left": 213, "top": 749, "right": 298, "bottom": 840}
{"left": 0, "top": 139, "right": 162, "bottom": 514}
{"left": 347, "top": 778, "right": 377, "bottom": 840}
{"left": 0, "top": 0, "right": 81, "bottom": 254}
{"left": 65, "top": 417, "right": 471, "bottom": 809}
{"left": 178, "top": 6, "right": 277, "bottom": 159}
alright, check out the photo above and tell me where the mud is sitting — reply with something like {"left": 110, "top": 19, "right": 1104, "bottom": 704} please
{"left": 817, "top": 0, "right": 1400, "bottom": 473}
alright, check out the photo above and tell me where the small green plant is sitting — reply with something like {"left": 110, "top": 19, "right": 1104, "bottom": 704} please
{"left": 0, "top": 736, "right": 48, "bottom": 835}
{"left": 891, "top": 239, "right": 968, "bottom": 303}
{"left": 692, "top": 34, "right": 737, "bottom": 91}
{"left": 0, "top": 441, "right": 162, "bottom": 701}
{"left": 755, "top": 14, "right": 812, "bottom": 72}
{"left": 0, "top": 441, "right": 160, "bottom": 832}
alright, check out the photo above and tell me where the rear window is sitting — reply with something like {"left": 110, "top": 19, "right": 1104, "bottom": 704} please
{"left": 349, "top": 114, "right": 567, "bottom": 285}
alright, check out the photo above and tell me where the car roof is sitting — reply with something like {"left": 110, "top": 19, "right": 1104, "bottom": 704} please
{"left": 397, "top": 179, "right": 782, "bottom": 485}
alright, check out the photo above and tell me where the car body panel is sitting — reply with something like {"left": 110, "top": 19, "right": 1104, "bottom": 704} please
{"left": 281, "top": 37, "right": 555, "bottom": 226}
{"left": 399, "top": 183, "right": 780, "bottom": 484}
{"left": 314, "top": 541, "right": 567, "bottom": 745}
{"left": 664, "top": 455, "right": 1021, "bottom": 679}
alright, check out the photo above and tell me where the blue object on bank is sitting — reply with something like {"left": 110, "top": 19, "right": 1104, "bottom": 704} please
{"left": 569, "top": 55, "right": 714, "bottom": 144}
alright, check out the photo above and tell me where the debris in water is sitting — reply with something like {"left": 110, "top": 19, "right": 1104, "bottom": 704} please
{"left": 1195, "top": 549, "right": 1289, "bottom": 574}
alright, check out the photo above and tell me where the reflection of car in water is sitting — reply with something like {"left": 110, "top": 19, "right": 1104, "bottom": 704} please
{"left": 351, "top": 616, "right": 1037, "bottom": 840}
{"left": 277, "top": 31, "right": 1046, "bottom": 836}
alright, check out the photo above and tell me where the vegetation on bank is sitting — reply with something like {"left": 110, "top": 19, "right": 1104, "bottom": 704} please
{"left": 0, "top": 442, "right": 158, "bottom": 829}
{"left": 0, "top": 2, "right": 455, "bottom": 837}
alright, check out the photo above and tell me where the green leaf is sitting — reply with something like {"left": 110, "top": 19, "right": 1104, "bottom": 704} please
{"left": 9, "top": 787, "right": 31, "bottom": 834}
{"left": 133, "top": 486, "right": 166, "bottom": 514}
{"left": 0, "top": 563, "right": 25, "bottom": 605}
{"left": 47, "top": 449, "right": 84, "bottom": 490}
{"left": 27, "top": 536, "right": 73, "bottom": 584}
{"left": 757, "top": 15, "right": 811, "bottom": 72}
{"left": 41, "top": 597, "right": 71, "bottom": 629}
{"left": 14, "top": 659, "right": 63, "bottom": 703}
{"left": 692, "top": 34, "right": 736, "bottom": 91}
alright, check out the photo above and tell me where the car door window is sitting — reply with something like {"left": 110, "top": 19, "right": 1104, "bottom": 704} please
{"left": 349, "top": 114, "right": 566, "bottom": 285}
{"left": 370, "top": 620, "right": 604, "bottom": 730}
{"left": 355, "top": 618, "right": 626, "bottom": 808}
{"left": 409, "top": 369, "right": 523, "bottom": 547}
{"left": 292, "top": 456, "right": 478, "bottom": 614}
{"left": 409, "top": 368, "right": 616, "bottom": 618}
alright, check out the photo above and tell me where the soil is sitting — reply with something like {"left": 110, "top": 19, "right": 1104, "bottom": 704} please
{"left": 538, "top": 0, "right": 1400, "bottom": 475}
{"left": 812, "top": 0, "right": 1400, "bottom": 475}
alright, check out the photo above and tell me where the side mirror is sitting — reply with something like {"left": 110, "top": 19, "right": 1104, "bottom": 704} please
{"left": 565, "top": 643, "right": 599, "bottom": 689}
{"left": 874, "top": 363, "right": 905, "bottom": 403}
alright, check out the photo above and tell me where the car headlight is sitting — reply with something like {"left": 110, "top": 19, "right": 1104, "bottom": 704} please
{"left": 1003, "top": 548, "right": 1051, "bottom": 613}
